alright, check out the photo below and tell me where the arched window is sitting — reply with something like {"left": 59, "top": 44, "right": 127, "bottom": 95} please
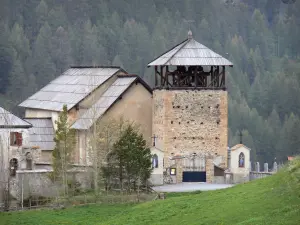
{"left": 9, "top": 158, "right": 18, "bottom": 176}
{"left": 239, "top": 152, "right": 245, "bottom": 168}
{"left": 152, "top": 154, "right": 159, "bottom": 168}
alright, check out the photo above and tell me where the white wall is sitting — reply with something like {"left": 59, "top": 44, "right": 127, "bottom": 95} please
{"left": 0, "top": 128, "right": 30, "bottom": 171}
{"left": 25, "top": 109, "right": 58, "bottom": 129}
{"left": 149, "top": 147, "right": 164, "bottom": 185}
{"left": 230, "top": 146, "right": 250, "bottom": 174}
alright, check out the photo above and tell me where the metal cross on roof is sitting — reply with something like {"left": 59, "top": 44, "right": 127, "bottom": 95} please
{"left": 151, "top": 134, "right": 158, "bottom": 147}
{"left": 239, "top": 130, "right": 243, "bottom": 144}
{"left": 183, "top": 19, "right": 195, "bottom": 30}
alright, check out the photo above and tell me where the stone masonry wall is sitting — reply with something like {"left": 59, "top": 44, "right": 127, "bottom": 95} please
{"left": 153, "top": 89, "right": 228, "bottom": 183}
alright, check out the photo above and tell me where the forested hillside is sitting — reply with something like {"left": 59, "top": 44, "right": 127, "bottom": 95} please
{"left": 0, "top": 0, "right": 299, "bottom": 164}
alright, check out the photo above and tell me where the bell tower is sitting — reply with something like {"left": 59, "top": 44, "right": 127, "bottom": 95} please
{"left": 148, "top": 31, "right": 233, "bottom": 183}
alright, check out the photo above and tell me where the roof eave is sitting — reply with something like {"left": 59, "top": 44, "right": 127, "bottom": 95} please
{"left": 0, "top": 125, "right": 32, "bottom": 129}
{"left": 72, "top": 75, "right": 152, "bottom": 130}
{"left": 117, "top": 74, "right": 153, "bottom": 94}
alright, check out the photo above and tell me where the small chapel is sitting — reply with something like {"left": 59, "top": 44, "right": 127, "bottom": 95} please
{"left": 13, "top": 31, "right": 233, "bottom": 186}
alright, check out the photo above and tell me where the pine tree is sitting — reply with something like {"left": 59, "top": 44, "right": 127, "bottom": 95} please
{"left": 81, "top": 20, "right": 106, "bottom": 65}
{"left": 7, "top": 58, "right": 27, "bottom": 102}
{"left": 10, "top": 23, "right": 31, "bottom": 62}
{"left": 51, "top": 26, "right": 72, "bottom": 75}
{"left": 109, "top": 124, "right": 152, "bottom": 191}
{"left": 50, "top": 105, "right": 76, "bottom": 196}
{"left": 47, "top": 6, "right": 68, "bottom": 32}
{"left": 0, "top": 22, "right": 13, "bottom": 94}
{"left": 32, "top": 22, "right": 56, "bottom": 86}
{"left": 35, "top": 0, "right": 48, "bottom": 32}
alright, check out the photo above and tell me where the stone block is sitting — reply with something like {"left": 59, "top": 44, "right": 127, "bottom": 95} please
{"left": 153, "top": 89, "right": 228, "bottom": 183}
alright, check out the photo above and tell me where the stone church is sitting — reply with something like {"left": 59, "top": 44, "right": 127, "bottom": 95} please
{"left": 15, "top": 31, "right": 232, "bottom": 185}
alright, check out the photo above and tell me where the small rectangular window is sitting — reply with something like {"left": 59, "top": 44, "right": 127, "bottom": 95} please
{"left": 10, "top": 132, "right": 22, "bottom": 146}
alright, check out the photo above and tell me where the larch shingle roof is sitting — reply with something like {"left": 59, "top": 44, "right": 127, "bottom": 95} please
{"left": 0, "top": 106, "right": 32, "bottom": 128}
{"left": 19, "top": 67, "right": 125, "bottom": 112}
{"left": 148, "top": 32, "right": 233, "bottom": 66}
{"left": 24, "top": 118, "right": 55, "bottom": 150}
{"left": 71, "top": 75, "right": 146, "bottom": 130}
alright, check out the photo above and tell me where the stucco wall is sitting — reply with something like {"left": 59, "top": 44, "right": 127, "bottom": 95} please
{"left": 153, "top": 89, "right": 228, "bottom": 183}
{"left": 25, "top": 109, "right": 58, "bottom": 129}
{"left": 77, "top": 82, "right": 152, "bottom": 167}
{"left": 40, "top": 151, "right": 52, "bottom": 163}
{"left": 101, "top": 82, "right": 153, "bottom": 146}
{"left": 0, "top": 128, "right": 32, "bottom": 170}
{"left": 230, "top": 146, "right": 250, "bottom": 174}
{"left": 149, "top": 147, "right": 164, "bottom": 185}
{"left": 9, "top": 170, "right": 93, "bottom": 200}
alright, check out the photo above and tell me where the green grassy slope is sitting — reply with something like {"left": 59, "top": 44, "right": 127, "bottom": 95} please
{"left": 0, "top": 204, "right": 133, "bottom": 225}
{"left": 1, "top": 161, "right": 300, "bottom": 225}
{"left": 102, "top": 160, "right": 300, "bottom": 225}
{"left": 101, "top": 170, "right": 300, "bottom": 225}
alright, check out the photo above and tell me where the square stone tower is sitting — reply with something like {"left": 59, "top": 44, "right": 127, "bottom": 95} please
{"left": 148, "top": 31, "right": 233, "bottom": 183}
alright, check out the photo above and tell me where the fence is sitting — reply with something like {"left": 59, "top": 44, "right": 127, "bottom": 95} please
{"left": 0, "top": 169, "right": 157, "bottom": 212}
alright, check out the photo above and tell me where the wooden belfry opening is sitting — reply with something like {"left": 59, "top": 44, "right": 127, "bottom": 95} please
{"left": 148, "top": 30, "right": 233, "bottom": 89}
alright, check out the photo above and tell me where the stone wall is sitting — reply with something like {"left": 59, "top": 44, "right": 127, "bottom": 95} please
{"left": 153, "top": 89, "right": 228, "bottom": 183}
{"left": 10, "top": 169, "right": 93, "bottom": 201}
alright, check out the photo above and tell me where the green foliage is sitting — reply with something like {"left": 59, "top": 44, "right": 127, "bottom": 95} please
{"left": 0, "top": 23, "right": 14, "bottom": 94}
{"left": 106, "top": 124, "right": 152, "bottom": 191}
{"left": 2, "top": 160, "right": 300, "bottom": 224}
{"left": 50, "top": 105, "right": 76, "bottom": 187}
{"left": 1, "top": 0, "right": 300, "bottom": 163}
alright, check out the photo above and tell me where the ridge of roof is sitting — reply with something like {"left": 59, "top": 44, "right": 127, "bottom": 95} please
{"left": 19, "top": 67, "right": 126, "bottom": 112}
{"left": 71, "top": 75, "right": 151, "bottom": 130}
{"left": 70, "top": 65, "right": 122, "bottom": 69}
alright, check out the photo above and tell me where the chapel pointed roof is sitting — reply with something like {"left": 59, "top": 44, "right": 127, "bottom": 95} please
{"left": 148, "top": 31, "right": 233, "bottom": 67}
{"left": 230, "top": 144, "right": 251, "bottom": 151}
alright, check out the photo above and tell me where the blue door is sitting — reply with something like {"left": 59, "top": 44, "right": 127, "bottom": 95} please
{"left": 182, "top": 171, "right": 206, "bottom": 182}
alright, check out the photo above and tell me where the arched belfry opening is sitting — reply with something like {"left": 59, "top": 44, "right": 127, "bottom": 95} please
{"left": 148, "top": 30, "right": 233, "bottom": 89}
{"left": 149, "top": 31, "right": 233, "bottom": 183}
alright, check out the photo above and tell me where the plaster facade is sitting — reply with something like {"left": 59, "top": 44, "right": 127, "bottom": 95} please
{"left": 149, "top": 146, "right": 164, "bottom": 185}
{"left": 79, "top": 82, "right": 153, "bottom": 166}
{"left": 230, "top": 144, "right": 251, "bottom": 174}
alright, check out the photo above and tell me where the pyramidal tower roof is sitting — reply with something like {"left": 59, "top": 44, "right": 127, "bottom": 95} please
{"left": 148, "top": 31, "right": 233, "bottom": 67}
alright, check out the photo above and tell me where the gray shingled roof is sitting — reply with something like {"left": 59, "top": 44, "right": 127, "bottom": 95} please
{"left": 19, "top": 67, "right": 125, "bottom": 112}
{"left": 71, "top": 76, "right": 138, "bottom": 130}
{"left": 24, "top": 118, "right": 55, "bottom": 150}
{"left": 148, "top": 34, "right": 233, "bottom": 66}
{"left": 0, "top": 106, "right": 32, "bottom": 128}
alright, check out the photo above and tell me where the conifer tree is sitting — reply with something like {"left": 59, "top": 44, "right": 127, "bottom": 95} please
{"left": 108, "top": 124, "right": 152, "bottom": 192}
{"left": 51, "top": 105, "right": 76, "bottom": 196}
